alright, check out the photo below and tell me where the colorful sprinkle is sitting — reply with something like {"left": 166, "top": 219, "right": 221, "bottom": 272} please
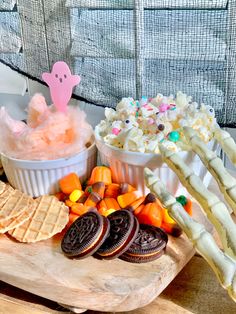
{"left": 148, "top": 118, "right": 155, "bottom": 125}
{"left": 168, "top": 131, "right": 180, "bottom": 142}
{"left": 112, "top": 128, "right": 121, "bottom": 135}
{"left": 158, "top": 124, "right": 165, "bottom": 131}
{"left": 176, "top": 195, "right": 187, "bottom": 206}
{"left": 159, "top": 104, "right": 170, "bottom": 112}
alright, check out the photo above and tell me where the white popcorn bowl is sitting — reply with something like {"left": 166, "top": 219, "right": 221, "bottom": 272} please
{"left": 1, "top": 142, "right": 97, "bottom": 197}
{"left": 95, "top": 131, "right": 218, "bottom": 196}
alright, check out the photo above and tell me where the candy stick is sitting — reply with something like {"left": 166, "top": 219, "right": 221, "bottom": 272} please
{"left": 158, "top": 144, "right": 236, "bottom": 260}
{"left": 144, "top": 168, "right": 236, "bottom": 303}
{"left": 184, "top": 126, "right": 236, "bottom": 215}
{"left": 213, "top": 128, "right": 236, "bottom": 167}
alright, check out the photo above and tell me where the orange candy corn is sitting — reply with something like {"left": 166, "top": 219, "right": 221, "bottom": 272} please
{"left": 162, "top": 208, "right": 176, "bottom": 224}
{"left": 98, "top": 206, "right": 108, "bottom": 216}
{"left": 119, "top": 183, "right": 136, "bottom": 194}
{"left": 134, "top": 204, "right": 145, "bottom": 216}
{"left": 69, "top": 213, "right": 79, "bottom": 224}
{"left": 71, "top": 203, "right": 89, "bottom": 216}
{"left": 59, "top": 173, "right": 82, "bottom": 194}
{"left": 127, "top": 196, "right": 145, "bottom": 211}
{"left": 137, "top": 202, "right": 163, "bottom": 227}
{"left": 84, "top": 192, "right": 102, "bottom": 207}
{"left": 65, "top": 199, "right": 75, "bottom": 208}
{"left": 92, "top": 182, "right": 105, "bottom": 199}
{"left": 161, "top": 222, "right": 182, "bottom": 237}
{"left": 88, "top": 166, "right": 112, "bottom": 185}
{"left": 104, "top": 183, "right": 120, "bottom": 198}
{"left": 117, "top": 191, "right": 142, "bottom": 208}
{"left": 97, "top": 198, "right": 120, "bottom": 211}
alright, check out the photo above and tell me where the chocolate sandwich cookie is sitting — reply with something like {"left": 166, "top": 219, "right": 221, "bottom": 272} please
{"left": 61, "top": 211, "right": 110, "bottom": 259}
{"left": 120, "top": 224, "right": 168, "bottom": 263}
{"left": 96, "top": 210, "right": 139, "bottom": 260}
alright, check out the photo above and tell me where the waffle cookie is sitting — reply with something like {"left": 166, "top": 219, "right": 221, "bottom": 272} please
{"left": 0, "top": 181, "right": 5, "bottom": 195}
{"left": 0, "top": 184, "right": 15, "bottom": 208}
{"left": 61, "top": 211, "right": 110, "bottom": 258}
{"left": 96, "top": 210, "right": 139, "bottom": 260}
{"left": 0, "top": 189, "right": 32, "bottom": 222}
{"left": 0, "top": 201, "right": 36, "bottom": 234}
{"left": 9, "top": 195, "right": 69, "bottom": 243}
{"left": 120, "top": 224, "right": 168, "bottom": 263}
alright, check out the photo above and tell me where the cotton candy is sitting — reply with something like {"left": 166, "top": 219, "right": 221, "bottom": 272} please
{"left": 0, "top": 94, "right": 93, "bottom": 160}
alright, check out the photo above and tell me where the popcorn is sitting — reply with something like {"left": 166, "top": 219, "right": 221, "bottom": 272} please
{"left": 96, "top": 92, "right": 217, "bottom": 153}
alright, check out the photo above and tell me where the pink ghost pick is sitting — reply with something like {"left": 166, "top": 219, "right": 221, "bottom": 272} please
{"left": 42, "top": 61, "right": 81, "bottom": 112}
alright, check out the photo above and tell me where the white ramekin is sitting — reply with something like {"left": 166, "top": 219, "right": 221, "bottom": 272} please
{"left": 95, "top": 132, "right": 218, "bottom": 195}
{"left": 1, "top": 142, "right": 97, "bottom": 197}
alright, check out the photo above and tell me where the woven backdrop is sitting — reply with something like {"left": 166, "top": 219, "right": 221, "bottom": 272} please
{"left": 0, "top": 0, "right": 236, "bottom": 126}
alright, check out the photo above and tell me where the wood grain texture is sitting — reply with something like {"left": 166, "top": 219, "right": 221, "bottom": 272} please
{"left": 1, "top": 256, "right": 235, "bottom": 313}
{"left": 0, "top": 201, "right": 213, "bottom": 312}
{"left": 0, "top": 231, "right": 194, "bottom": 312}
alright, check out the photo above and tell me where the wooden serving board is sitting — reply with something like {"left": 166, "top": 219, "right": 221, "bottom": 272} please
{"left": 0, "top": 202, "right": 209, "bottom": 313}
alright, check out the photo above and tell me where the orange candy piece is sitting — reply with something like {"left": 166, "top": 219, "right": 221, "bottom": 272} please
{"left": 134, "top": 204, "right": 145, "bottom": 216}
{"left": 127, "top": 196, "right": 145, "bottom": 211}
{"left": 184, "top": 199, "right": 193, "bottom": 216}
{"left": 137, "top": 202, "right": 163, "bottom": 227}
{"left": 88, "top": 166, "right": 112, "bottom": 185}
{"left": 84, "top": 192, "right": 102, "bottom": 207}
{"left": 70, "top": 203, "right": 89, "bottom": 216}
{"left": 176, "top": 195, "right": 193, "bottom": 216}
{"left": 92, "top": 182, "right": 105, "bottom": 199}
{"left": 117, "top": 191, "right": 142, "bottom": 208}
{"left": 104, "top": 183, "right": 120, "bottom": 198}
{"left": 59, "top": 173, "right": 82, "bottom": 194}
{"left": 161, "top": 222, "right": 182, "bottom": 237}
{"left": 162, "top": 208, "right": 176, "bottom": 224}
{"left": 65, "top": 199, "right": 75, "bottom": 208}
{"left": 119, "top": 183, "right": 136, "bottom": 194}
{"left": 97, "top": 198, "right": 120, "bottom": 211}
{"left": 54, "top": 191, "right": 67, "bottom": 202}
{"left": 68, "top": 213, "right": 79, "bottom": 224}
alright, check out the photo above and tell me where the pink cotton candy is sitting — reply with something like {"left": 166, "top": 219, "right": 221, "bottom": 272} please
{"left": 27, "top": 93, "right": 50, "bottom": 128}
{"left": 0, "top": 94, "right": 93, "bottom": 160}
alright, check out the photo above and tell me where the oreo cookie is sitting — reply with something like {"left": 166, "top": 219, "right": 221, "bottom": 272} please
{"left": 61, "top": 211, "right": 110, "bottom": 259}
{"left": 96, "top": 210, "right": 139, "bottom": 260}
{"left": 120, "top": 224, "right": 168, "bottom": 263}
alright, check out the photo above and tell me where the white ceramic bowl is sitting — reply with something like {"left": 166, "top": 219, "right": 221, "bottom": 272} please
{"left": 1, "top": 142, "right": 97, "bottom": 197}
{"left": 95, "top": 132, "right": 218, "bottom": 195}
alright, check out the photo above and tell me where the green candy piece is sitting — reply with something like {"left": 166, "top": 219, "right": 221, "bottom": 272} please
{"left": 168, "top": 131, "right": 180, "bottom": 142}
{"left": 176, "top": 195, "right": 187, "bottom": 206}
{"left": 87, "top": 186, "right": 93, "bottom": 194}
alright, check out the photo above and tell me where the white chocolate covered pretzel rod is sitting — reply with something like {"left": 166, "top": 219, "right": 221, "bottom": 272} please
{"left": 144, "top": 168, "right": 236, "bottom": 303}
{"left": 158, "top": 144, "right": 236, "bottom": 259}
{"left": 213, "top": 128, "right": 236, "bottom": 167}
{"left": 184, "top": 126, "right": 236, "bottom": 215}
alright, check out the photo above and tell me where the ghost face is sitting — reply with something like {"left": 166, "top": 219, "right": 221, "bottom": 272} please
{"left": 51, "top": 62, "right": 72, "bottom": 86}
